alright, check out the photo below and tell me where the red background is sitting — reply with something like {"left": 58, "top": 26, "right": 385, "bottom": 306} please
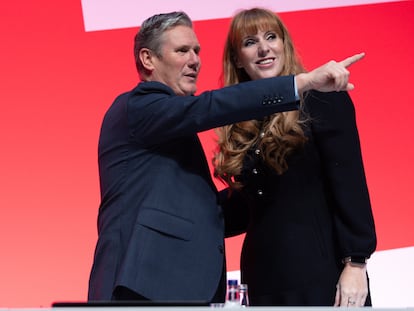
{"left": 0, "top": 0, "right": 413, "bottom": 307}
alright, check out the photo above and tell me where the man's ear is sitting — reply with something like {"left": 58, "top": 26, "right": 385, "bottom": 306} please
{"left": 139, "top": 48, "right": 155, "bottom": 71}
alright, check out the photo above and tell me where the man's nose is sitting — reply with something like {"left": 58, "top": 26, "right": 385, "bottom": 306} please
{"left": 188, "top": 51, "right": 200, "bottom": 69}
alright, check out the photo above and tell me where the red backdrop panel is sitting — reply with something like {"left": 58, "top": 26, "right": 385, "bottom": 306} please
{"left": 0, "top": 0, "right": 413, "bottom": 307}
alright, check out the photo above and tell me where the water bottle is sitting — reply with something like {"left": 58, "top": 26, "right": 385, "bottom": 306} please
{"left": 238, "top": 283, "right": 249, "bottom": 307}
{"left": 224, "top": 279, "right": 239, "bottom": 308}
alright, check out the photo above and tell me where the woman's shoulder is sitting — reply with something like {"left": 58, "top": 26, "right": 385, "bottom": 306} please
{"left": 305, "top": 90, "right": 352, "bottom": 105}
{"left": 303, "top": 90, "right": 355, "bottom": 118}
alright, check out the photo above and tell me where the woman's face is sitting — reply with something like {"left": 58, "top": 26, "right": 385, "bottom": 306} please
{"left": 236, "top": 29, "right": 285, "bottom": 81}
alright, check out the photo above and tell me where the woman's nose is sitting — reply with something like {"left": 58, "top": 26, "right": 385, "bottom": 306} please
{"left": 258, "top": 41, "right": 270, "bottom": 55}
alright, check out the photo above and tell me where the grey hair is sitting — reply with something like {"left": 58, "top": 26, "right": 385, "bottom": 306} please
{"left": 134, "top": 11, "right": 193, "bottom": 76}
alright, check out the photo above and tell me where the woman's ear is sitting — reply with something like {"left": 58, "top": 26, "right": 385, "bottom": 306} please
{"left": 139, "top": 48, "right": 155, "bottom": 71}
{"left": 234, "top": 56, "right": 243, "bottom": 68}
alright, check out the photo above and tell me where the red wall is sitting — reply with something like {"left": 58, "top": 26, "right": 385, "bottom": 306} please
{"left": 0, "top": 0, "right": 413, "bottom": 307}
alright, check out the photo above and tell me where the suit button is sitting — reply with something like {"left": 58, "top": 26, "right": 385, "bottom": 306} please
{"left": 257, "top": 190, "right": 263, "bottom": 196}
{"left": 218, "top": 245, "right": 224, "bottom": 253}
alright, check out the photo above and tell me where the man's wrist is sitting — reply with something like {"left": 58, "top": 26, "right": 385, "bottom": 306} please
{"left": 294, "top": 73, "right": 311, "bottom": 95}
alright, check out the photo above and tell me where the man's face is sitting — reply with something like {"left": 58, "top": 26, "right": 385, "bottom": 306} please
{"left": 151, "top": 25, "right": 201, "bottom": 96}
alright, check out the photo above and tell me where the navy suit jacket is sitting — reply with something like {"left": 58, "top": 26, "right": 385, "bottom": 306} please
{"left": 88, "top": 77, "right": 298, "bottom": 302}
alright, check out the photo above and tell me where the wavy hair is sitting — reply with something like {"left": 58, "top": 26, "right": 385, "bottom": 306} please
{"left": 213, "top": 8, "right": 308, "bottom": 189}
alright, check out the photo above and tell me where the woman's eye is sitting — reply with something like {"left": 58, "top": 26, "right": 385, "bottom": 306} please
{"left": 266, "top": 33, "right": 277, "bottom": 41}
{"left": 243, "top": 39, "right": 256, "bottom": 47}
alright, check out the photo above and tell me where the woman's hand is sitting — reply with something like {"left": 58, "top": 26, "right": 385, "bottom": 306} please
{"left": 334, "top": 263, "right": 368, "bottom": 307}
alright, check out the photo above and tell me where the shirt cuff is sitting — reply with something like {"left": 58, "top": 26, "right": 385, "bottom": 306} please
{"left": 294, "top": 76, "right": 299, "bottom": 100}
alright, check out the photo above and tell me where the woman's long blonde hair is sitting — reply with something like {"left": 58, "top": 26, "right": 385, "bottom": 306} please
{"left": 213, "top": 8, "right": 308, "bottom": 189}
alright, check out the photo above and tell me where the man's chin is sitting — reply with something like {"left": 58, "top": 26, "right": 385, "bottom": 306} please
{"left": 185, "top": 86, "right": 197, "bottom": 96}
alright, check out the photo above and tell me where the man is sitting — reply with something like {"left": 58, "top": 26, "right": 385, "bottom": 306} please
{"left": 88, "top": 11, "right": 364, "bottom": 303}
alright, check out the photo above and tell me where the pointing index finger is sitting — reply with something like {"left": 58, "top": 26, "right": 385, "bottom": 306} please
{"left": 339, "top": 52, "right": 365, "bottom": 68}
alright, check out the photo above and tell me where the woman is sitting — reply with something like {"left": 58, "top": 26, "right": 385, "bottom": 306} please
{"left": 214, "top": 8, "right": 377, "bottom": 307}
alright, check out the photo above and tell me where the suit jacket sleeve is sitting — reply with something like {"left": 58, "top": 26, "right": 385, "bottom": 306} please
{"left": 306, "top": 91, "right": 377, "bottom": 259}
{"left": 127, "top": 76, "right": 298, "bottom": 146}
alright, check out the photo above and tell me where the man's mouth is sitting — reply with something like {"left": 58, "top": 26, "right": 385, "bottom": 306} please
{"left": 185, "top": 73, "right": 198, "bottom": 79}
